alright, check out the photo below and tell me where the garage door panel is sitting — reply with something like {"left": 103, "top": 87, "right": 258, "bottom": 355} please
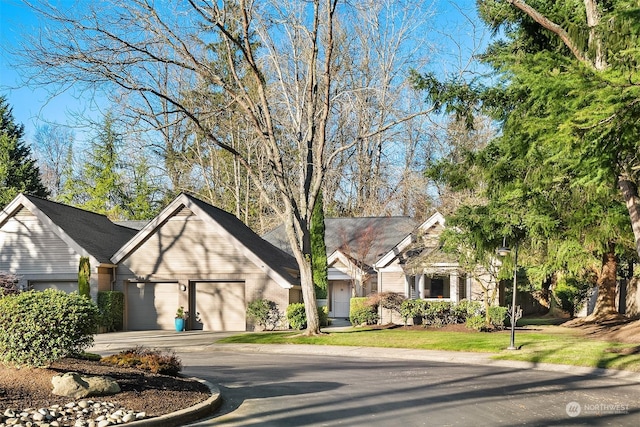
{"left": 127, "top": 282, "right": 179, "bottom": 330}
{"left": 194, "top": 282, "right": 245, "bottom": 332}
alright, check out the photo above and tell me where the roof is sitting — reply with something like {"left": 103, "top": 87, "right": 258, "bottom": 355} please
{"left": 0, "top": 194, "right": 138, "bottom": 264}
{"left": 263, "top": 216, "right": 417, "bottom": 267}
{"left": 374, "top": 212, "right": 460, "bottom": 273}
{"left": 112, "top": 193, "right": 299, "bottom": 288}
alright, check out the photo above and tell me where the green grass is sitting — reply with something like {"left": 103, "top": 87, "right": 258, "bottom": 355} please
{"left": 218, "top": 326, "right": 640, "bottom": 371}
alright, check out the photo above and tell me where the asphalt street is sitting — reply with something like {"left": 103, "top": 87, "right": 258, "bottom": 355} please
{"left": 91, "top": 331, "right": 640, "bottom": 426}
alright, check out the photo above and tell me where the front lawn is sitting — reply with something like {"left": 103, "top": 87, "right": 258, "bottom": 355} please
{"left": 218, "top": 325, "right": 640, "bottom": 371}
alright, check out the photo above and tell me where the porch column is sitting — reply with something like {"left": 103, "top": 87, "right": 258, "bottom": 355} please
{"left": 449, "top": 271, "right": 459, "bottom": 303}
{"left": 417, "top": 274, "right": 425, "bottom": 299}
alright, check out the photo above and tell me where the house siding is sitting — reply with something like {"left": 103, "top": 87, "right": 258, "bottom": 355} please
{"left": 120, "top": 216, "right": 270, "bottom": 276}
{"left": 0, "top": 208, "right": 80, "bottom": 288}
{"left": 378, "top": 269, "right": 407, "bottom": 296}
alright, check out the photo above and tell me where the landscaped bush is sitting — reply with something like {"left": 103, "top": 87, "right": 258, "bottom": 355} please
{"left": 286, "top": 303, "right": 307, "bottom": 329}
{"left": 0, "top": 271, "right": 20, "bottom": 296}
{"left": 0, "top": 289, "right": 100, "bottom": 367}
{"left": 368, "top": 292, "right": 405, "bottom": 324}
{"left": 452, "top": 299, "right": 483, "bottom": 322}
{"left": 423, "top": 300, "right": 455, "bottom": 327}
{"left": 318, "top": 305, "right": 329, "bottom": 327}
{"left": 101, "top": 346, "right": 182, "bottom": 376}
{"left": 349, "top": 297, "right": 379, "bottom": 325}
{"left": 97, "top": 291, "right": 124, "bottom": 332}
{"left": 488, "top": 306, "right": 508, "bottom": 328}
{"left": 400, "top": 299, "right": 422, "bottom": 325}
{"left": 247, "top": 299, "right": 283, "bottom": 330}
{"left": 349, "top": 305, "right": 379, "bottom": 325}
{"left": 465, "top": 314, "right": 486, "bottom": 331}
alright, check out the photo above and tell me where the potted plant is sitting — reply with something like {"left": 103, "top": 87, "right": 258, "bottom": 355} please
{"left": 175, "top": 306, "right": 188, "bottom": 332}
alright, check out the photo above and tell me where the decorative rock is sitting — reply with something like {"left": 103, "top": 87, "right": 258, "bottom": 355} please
{"left": 51, "top": 373, "right": 120, "bottom": 399}
{"left": 83, "top": 377, "right": 120, "bottom": 397}
{"left": 0, "top": 401, "right": 148, "bottom": 426}
{"left": 52, "top": 373, "right": 90, "bottom": 399}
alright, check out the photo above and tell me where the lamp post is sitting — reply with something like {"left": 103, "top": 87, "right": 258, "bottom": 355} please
{"left": 497, "top": 240, "right": 521, "bottom": 350}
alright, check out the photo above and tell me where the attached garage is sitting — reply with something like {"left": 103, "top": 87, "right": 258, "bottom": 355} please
{"left": 112, "top": 193, "right": 299, "bottom": 332}
{"left": 31, "top": 281, "right": 78, "bottom": 294}
{"left": 126, "top": 282, "right": 180, "bottom": 330}
{"left": 190, "top": 281, "right": 246, "bottom": 331}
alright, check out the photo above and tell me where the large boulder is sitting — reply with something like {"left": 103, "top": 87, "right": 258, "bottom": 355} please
{"left": 52, "top": 372, "right": 120, "bottom": 398}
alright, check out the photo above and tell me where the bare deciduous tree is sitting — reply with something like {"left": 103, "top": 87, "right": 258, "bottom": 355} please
{"left": 19, "top": 0, "right": 436, "bottom": 334}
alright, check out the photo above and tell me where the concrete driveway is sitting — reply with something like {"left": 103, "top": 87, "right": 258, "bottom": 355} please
{"left": 91, "top": 330, "right": 238, "bottom": 355}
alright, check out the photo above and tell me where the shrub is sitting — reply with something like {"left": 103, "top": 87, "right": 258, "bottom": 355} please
{"left": 488, "top": 306, "right": 508, "bottom": 329}
{"left": 318, "top": 305, "right": 329, "bottom": 327}
{"left": 0, "top": 271, "right": 20, "bottom": 296}
{"left": 97, "top": 291, "right": 124, "bottom": 332}
{"left": 286, "top": 303, "right": 307, "bottom": 330}
{"left": 349, "top": 305, "right": 379, "bottom": 325}
{"left": 452, "top": 299, "right": 483, "bottom": 323}
{"left": 465, "top": 314, "right": 486, "bottom": 331}
{"left": 101, "top": 346, "right": 182, "bottom": 376}
{"left": 247, "top": 299, "right": 283, "bottom": 331}
{"left": 368, "top": 292, "right": 405, "bottom": 323}
{"left": 78, "top": 256, "right": 91, "bottom": 299}
{"left": 349, "top": 297, "right": 378, "bottom": 326}
{"left": 0, "top": 289, "right": 100, "bottom": 367}
{"left": 423, "top": 301, "right": 455, "bottom": 327}
{"left": 400, "top": 299, "right": 422, "bottom": 325}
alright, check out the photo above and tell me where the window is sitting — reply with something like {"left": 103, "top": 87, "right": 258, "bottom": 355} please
{"left": 429, "top": 278, "right": 444, "bottom": 298}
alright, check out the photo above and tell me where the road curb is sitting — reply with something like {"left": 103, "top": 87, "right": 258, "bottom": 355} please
{"left": 127, "top": 377, "right": 221, "bottom": 427}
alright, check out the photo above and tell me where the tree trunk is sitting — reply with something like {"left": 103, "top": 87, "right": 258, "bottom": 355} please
{"left": 298, "top": 254, "right": 321, "bottom": 335}
{"left": 589, "top": 243, "right": 620, "bottom": 320}
{"left": 619, "top": 177, "right": 640, "bottom": 259}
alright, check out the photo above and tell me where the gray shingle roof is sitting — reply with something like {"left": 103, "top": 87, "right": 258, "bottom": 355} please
{"left": 263, "top": 217, "right": 417, "bottom": 267}
{"left": 24, "top": 195, "right": 139, "bottom": 263}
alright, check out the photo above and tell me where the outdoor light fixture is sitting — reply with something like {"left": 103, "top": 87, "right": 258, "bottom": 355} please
{"left": 496, "top": 236, "right": 511, "bottom": 257}
{"left": 497, "top": 238, "right": 521, "bottom": 350}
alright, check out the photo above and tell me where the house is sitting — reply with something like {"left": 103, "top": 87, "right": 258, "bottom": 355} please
{"left": 0, "top": 193, "right": 137, "bottom": 299}
{"left": 0, "top": 193, "right": 301, "bottom": 332}
{"left": 1, "top": 192, "right": 498, "bottom": 330}
{"left": 263, "top": 216, "right": 417, "bottom": 318}
{"left": 264, "top": 212, "right": 500, "bottom": 322}
{"left": 111, "top": 193, "right": 301, "bottom": 331}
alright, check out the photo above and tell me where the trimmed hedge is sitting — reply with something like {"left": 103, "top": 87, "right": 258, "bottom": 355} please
{"left": 349, "top": 297, "right": 379, "bottom": 326}
{"left": 0, "top": 289, "right": 100, "bottom": 367}
{"left": 286, "top": 303, "right": 331, "bottom": 329}
{"left": 286, "top": 303, "right": 307, "bottom": 329}
{"left": 97, "top": 291, "right": 124, "bottom": 332}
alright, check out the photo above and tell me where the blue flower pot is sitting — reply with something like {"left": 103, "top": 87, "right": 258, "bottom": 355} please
{"left": 175, "top": 318, "right": 185, "bottom": 332}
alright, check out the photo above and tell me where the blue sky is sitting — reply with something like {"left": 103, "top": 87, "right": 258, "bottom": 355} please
{"left": 0, "top": 0, "right": 488, "bottom": 144}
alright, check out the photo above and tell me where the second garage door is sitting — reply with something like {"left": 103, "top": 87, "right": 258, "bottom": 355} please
{"left": 191, "top": 281, "right": 246, "bottom": 332}
{"left": 126, "top": 282, "right": 179, "bottom": 330}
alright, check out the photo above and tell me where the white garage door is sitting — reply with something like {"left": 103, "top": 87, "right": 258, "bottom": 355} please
{"left": 126, "top": 282, "right": 179, "bottom": 330}
{"left": 31, "top": 281, "right": 78, "bottom": 294}
{"left": 192, "top": 281, "right": 246, "bottom": 332}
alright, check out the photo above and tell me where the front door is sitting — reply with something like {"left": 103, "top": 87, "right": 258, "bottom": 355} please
{"left": 331, "top": 281, "right": 351, "bottom": 318}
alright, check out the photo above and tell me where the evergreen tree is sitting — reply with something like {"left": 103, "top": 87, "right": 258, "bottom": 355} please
{"left": 74, "top": 114, "right": 126, "bottom": 219}
{"left": 311, "top": 191, "right": 328, "bottom": 299}
{"left": 0, "top": 96, "right": 49, "bottom": 206}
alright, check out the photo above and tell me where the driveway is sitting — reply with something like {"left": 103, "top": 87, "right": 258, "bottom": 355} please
{"left": 91, "top": 332, "right": 640, "bottom": 426}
